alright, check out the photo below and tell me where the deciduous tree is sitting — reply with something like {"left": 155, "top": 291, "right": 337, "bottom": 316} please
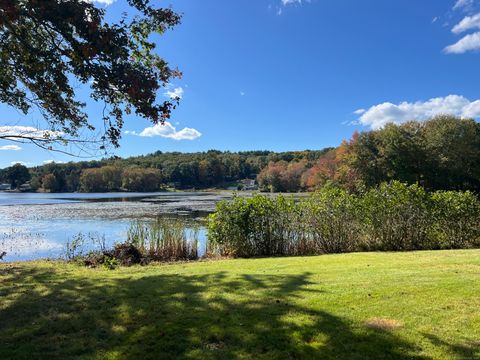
{"left": 5, "top": 163, "right": 30, "bottom": 188}
{"left": 0, "top": 0, "right": 181, "bottom": 153}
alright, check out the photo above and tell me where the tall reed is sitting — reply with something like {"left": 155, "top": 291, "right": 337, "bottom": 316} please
{"left": 127, "top": 217, "right": 199, "bottom": 261}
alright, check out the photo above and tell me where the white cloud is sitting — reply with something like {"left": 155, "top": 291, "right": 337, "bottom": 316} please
{"left": 126, "top": 121, "right": 201, "bottom": 140}
{"left": 445, "top": 1, "right": 480, "bottom": 54}
{"left": 463, "top": 99, "right": 480, "bottom": 117}
{"left": 353, "top": 109, "right": 366, "bottom": 115}
{"left": 274, "top": 0, "right": 310, "bottom": 15}
{"left": 85, "top": 0, "right": 116, "bottom": 5}
{"left": 357, "top": 95, "right": 480, "bottom": 129}
{"left": 43, "top": 160, "right": 65, "bottom": 164}
{"left": 10, "top": 161, "right": 29, "bottom": 166}
{"left": 452, "top": 13, "right": 480, "bottom": 33}
{"left": 444, "top": 31, "right": 480, "bottom": 53}
{"left": 453, "top": 0, "right": 474, "bottom": 11}
{"left": 0, "top": 145, "right": 21, "bottom": 151}
{"left": 165, "top": 87, "right": 184, "bottom": 100}
{"left": 281, "top": 0, "right": 311, "bottom": 5}
{"left": 0, "top": 126, "right": 64, "bottom": 140}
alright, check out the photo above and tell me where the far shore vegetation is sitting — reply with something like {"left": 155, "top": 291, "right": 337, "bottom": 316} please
{"left": 1, "top": 116, "right": 480, "bottom": 194}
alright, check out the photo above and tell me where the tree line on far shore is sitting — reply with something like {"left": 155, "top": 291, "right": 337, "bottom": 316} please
{"left": 1, "top": 115, "right": 479, "bottom": 194}
{"left": 0, "top": 149, "right": 330, "bottom": 192}
{"left": 258, "top": 115, "right": 480, "bottom": 193}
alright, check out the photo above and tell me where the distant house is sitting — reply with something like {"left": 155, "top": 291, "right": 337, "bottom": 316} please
{"left": 19, "top": 182, "right": 32, "bottom": 192}
{"left": 0, "top": 183, "right": 11, "bottom": 191}
{"left": 167, "top": 182, "right": 181, "bottom": 189}
{"left": 240, "top": 179, "right": 258, "bottom": 191}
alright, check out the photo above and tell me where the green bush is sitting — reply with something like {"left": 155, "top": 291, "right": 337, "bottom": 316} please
{"left": 208, "top": 189, "right": 361, "bottom": 257}
{"left": 302, "top": 187, "right": 360, "bottom": 254}
{"left": 431, "top": 191, "right": 480, "bottom": 249}
{"left": 207, "top": 182, "right": 480, "bottom": 258}
{"left": 208, "top": 195, "right": 302, "bottom": 257}
{"left": 360, "top": 182, "right": 433, "bottom": 251}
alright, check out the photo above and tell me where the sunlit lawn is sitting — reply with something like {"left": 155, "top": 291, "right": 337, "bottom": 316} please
{"left": 1, "top": 250, "right": 479, "bottom": 359}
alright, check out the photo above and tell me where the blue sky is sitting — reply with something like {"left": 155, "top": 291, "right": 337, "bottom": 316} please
{"left": 2, "top": 0, "right": 480, "bottom": 168}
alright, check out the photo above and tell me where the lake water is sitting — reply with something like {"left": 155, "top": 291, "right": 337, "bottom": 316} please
{"left": 0, "top": 192, "right": 234, "bottom": 262}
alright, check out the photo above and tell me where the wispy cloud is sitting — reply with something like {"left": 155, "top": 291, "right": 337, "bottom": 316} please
{"left": 0, "top": 145, "right": 21, "bottom": 151}
{"left": 356, "top": 95, "right": 480, "bottom": 129}
{"left": 0, "top": 126, "right": 64, "bottom": 140}
{"left": 453, "top": 0, "right": 475, "bottom": 11}
{"left": 165, "top": 87, "right": 184, "bottom": 100}
{"left": 353, "top": 109, "right": 366, "bottom": 115}
{"left": 445, "top": 31, "right": 480, "bottom": 53}
{"left": 274, "top": 0, "right": 310, "bottom": 15}
{"left": 452, "top": 13, "right": 480, "bottom": 33}
{"left": 444, "top": 1, "right": 480, "bottom": 53}
{"left": 126, "top": 121, "right": 201, "bottom": 140}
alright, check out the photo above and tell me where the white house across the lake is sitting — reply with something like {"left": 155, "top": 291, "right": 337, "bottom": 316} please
{"left": 0, "top": 183, "right": 11, "bottom": 191}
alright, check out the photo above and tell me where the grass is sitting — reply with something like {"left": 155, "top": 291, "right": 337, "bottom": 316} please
{"left": 1, "top": 250, "right": 479, "bottom": 359}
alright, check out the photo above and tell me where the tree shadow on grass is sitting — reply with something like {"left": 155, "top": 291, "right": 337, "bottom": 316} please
{"left": 1, "top": 266, "right": 430, "bottom": 359}
{"left": 422, "top": 333, "right": 479, "bottom": 360}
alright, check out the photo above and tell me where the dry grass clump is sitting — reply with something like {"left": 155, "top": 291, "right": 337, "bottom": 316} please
{"left": 364, "top": 318, "right": 403, "bottom": 331}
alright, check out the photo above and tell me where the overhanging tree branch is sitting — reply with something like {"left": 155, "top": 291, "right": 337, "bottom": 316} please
{"left": 0, "top": 0, "right": 182, "bottom": 154}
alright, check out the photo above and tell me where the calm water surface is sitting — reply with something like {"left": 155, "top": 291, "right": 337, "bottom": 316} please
{"left": 0, "top": 192, "right": 230, "bottom": 262}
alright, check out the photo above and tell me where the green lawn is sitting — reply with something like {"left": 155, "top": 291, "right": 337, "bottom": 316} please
{"left": 1, "top": 250, "right": 479, "bottom": 359}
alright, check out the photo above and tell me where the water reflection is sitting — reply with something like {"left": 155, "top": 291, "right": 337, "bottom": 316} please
{"left": 0, "top": 192, "right": 221, "bottom": 261}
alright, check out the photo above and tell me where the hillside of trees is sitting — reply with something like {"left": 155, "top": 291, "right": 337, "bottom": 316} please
{"left": 258, "top": 115, "right": 480, "bottom": 193}
{"left": 1, "top": 116, "right": 479, "bottom": 193}
{"left": 0, "top": 149, "right": 332, "bottom": 193}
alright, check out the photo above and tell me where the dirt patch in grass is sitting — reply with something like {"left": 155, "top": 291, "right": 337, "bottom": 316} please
{"left": 365, "top": 318, "right": 403, "bottom": 331}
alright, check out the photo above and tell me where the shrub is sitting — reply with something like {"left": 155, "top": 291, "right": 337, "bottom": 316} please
{"left": 208, "top": 195, "right": 303, "bottom": 257}
{"left": 207, "top": 195, "right": 262, "bottom": 257}
{"left": 102, "top": 255, "right": 119, "bottom": 270}
{"left": 111, "top": 243, "right": 143, "bottom": 266}
{"left": 360, "top": 182, "right": 433, "bottom": 251}
{"left": 208, "top": 182, "right": 480, "bottom": 258}
{"left": 303, "top": 187, "right": 361, "bottom": 253}
{"left": 430, "top": 191, "right": 480, "bottom": 249}
{"left": 208, "top": 190, "right": 361, "bottom": 257}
